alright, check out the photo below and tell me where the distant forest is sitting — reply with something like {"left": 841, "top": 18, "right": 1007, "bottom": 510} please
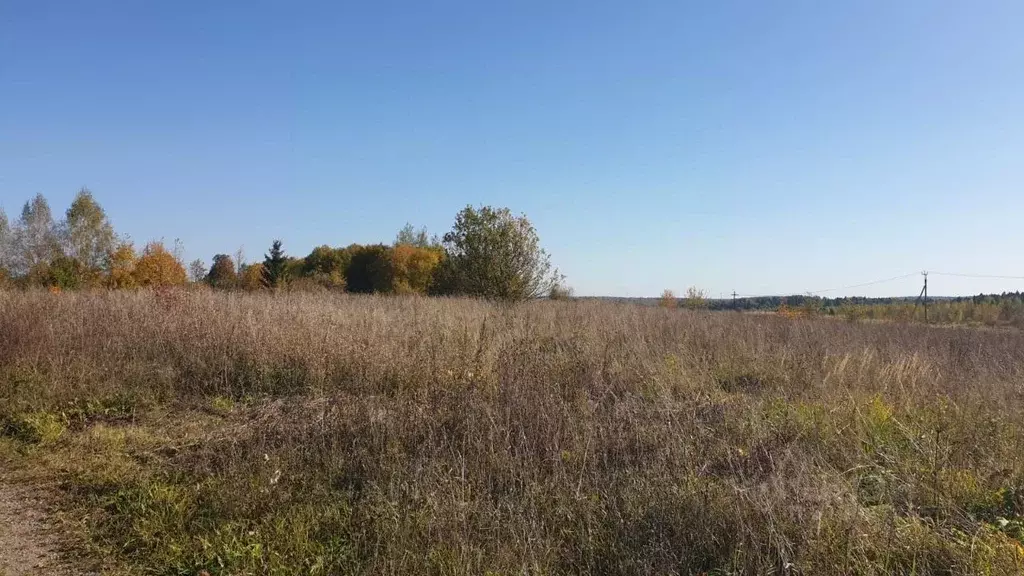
{"left": 706, "top": 293, "right": 1024, "bottom": 312}
{"left": 591, "top": 293, "right": 1024, "bottom": 311}
{"left": 589, "top": 292, "right": 1024, "bottom": 328}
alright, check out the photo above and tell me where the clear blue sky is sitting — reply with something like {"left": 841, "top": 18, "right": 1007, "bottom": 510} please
{"left": 2, "top": 1, "right": 1022, "bottom": 297}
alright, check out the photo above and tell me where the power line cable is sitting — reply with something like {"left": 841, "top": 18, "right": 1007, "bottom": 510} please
{"left": 930, "top": 271, "right": 1024, "bottom": 280}
{"left": 735, "top": 272, "right": 919, "bottom": 298}
{"left": 804, "top": 272, "right": 921, "bottom": 295}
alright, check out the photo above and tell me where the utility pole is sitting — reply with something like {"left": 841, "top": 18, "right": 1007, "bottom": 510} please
{"left": 915, "top": 271, "right": 929, "bottom": 323}
{"left": 923, "top": 271, "right": 928, "bottom": 323}
{"left": 732, "top": 290, "right": 738, "bottom": 311}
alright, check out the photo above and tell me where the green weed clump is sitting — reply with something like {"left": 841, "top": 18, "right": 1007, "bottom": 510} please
{"left": 1, "top": 410, "right": 66, "bottom": 444}
{"left": 1, "top": 289, "right": 1024, "bottom": 574}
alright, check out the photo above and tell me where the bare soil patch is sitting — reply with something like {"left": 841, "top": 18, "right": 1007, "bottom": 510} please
{"left": 0, "top": 481, "right": 74, "bottom": 576}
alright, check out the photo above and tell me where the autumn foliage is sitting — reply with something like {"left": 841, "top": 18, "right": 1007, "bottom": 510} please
{"left": 1, "top": 191, "right": 564, "bottom": 301}
{"left": 390, "top": 244, "right": 443, "bottom": 294}
{"left": 132, "top": 242, "right": 187, "bottom": 287}
{"left": 659, "top": 289, "right": 677, "bottom": 308}
{"left": 106, "top": 243, "right": 138, "bottom": 289}
{"left": 239, "top": 263, "right": 266, "bottom": 291}
{"left": 205, "top": 254, "right": 238, "bottom": 289}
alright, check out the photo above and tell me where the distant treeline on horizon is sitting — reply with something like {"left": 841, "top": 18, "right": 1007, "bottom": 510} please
{"left": 587, "top": 292, "right": 1024, "bottom": 312}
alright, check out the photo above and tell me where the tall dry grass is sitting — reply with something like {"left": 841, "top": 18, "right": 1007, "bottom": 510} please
{"left": 2, "top": 290, "right": 1023, "bottom": 574}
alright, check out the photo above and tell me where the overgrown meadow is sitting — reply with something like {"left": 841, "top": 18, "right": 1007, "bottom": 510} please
{"left": 2, "top": 290, "right": 1023, "bottom": 575}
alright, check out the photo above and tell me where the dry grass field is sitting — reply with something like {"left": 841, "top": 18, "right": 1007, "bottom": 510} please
{"left": 2, "top": 290, "right": 1024, "bottom": 575}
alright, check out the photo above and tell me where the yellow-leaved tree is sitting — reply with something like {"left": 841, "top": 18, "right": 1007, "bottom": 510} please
{"left": 239, "top": 263, "right": 266, "bottom": 291}
{"left": 105, "top": 241, "right": 138, "bottom": 289}
{"left": 132, "top": 241, "right": 186, "bottom": 287}
{"left": 390, "top": 244, "right": 443, "bottom": 294}
{"left": 659, "top": 289, "right": 677, "bottom": 308}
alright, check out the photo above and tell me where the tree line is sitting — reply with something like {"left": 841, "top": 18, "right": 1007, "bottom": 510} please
{"left": 699, "top": 293, "right": 1024, "bottom": 327}
{"left": 0, "top": 190, "right": 565, "bottom": 301}
{"left": 702, "top": 293, "right": 1024, "bottom": 312}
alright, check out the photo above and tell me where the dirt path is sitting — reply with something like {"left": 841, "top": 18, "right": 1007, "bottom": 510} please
{"left": 0, "top": 482, "right": 74, "bottom": 576}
